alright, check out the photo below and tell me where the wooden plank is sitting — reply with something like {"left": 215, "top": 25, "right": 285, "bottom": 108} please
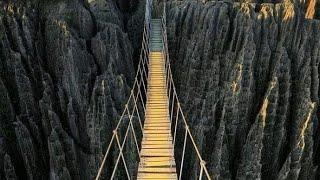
{"left": 137, "top": 173, "right": 177, "bottom": 179}
{"left": 141, "top": 144, "right": 173, "bottom": 149}
{"left": 143, "top": 135, "right": 172, "bottom": 139}
{"left": 138, "top": 23, "right": 177, "bottom": 179}
{"left": 138, "top": 167, "right": 176, "bottom": 173}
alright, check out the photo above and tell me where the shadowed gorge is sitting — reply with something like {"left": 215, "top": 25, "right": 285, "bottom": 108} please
{"left": 0, "top": 0, "right": 319, "bottom": 179}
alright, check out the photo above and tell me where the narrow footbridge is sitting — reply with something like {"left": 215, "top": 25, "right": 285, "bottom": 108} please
{"left": 95, "top": 1, "right": 211, "bottom": 179}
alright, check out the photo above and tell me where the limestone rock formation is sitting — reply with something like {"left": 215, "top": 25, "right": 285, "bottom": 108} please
{"left": 0, "top": 0, "right": 319, "bottom": 179}
{"left": 0, "top": 0, "right": 141, "bottom": 179}
{"left": 48, "top": 130, "right": 71, "bottom": 180}
{"left": 3, "top": 154, "right": 17, "bottom": 180}
{"left": 163, "top": 0, "right": 320, "bottom": 179}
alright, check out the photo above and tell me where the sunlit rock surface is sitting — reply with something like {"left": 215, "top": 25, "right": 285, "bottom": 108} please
{"left": 0, "top": 0, "right": 319, "bottom": 179}
{"left": 163, "top": 0, "right": 320, "bottom": 179}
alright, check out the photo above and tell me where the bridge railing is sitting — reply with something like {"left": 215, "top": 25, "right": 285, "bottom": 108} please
{"left": 160, "top": 1, "right": 212, "bottom": 179}
{"left": 94, "top": 0, "right": 153, "bottom": 179}
{"left": 95, "top": 0, "right": 213, "bottom": 179}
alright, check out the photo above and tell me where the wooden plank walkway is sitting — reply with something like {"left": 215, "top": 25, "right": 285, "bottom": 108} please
{"left": 137, "top": 19, "right": 177, "bottom": 180}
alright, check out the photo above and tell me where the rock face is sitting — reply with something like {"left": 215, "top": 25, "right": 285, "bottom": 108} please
{"left": 0, "top": 0, "right": 319, "bottom": 180}
{"left": 0, "top": 0, "right": 142, "bottom": 179}
{"left": 163, "top": 0, "right": 320, "bottom": 179}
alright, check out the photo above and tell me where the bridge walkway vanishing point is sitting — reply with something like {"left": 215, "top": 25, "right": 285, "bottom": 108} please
{"left": 137, "top": 19, "right": 177, "bottom": 179}
{"left": 95, "top": 0, "right": 212, "bottom": 179}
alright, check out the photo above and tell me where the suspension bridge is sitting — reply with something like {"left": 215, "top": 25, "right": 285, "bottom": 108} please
{"left": 95, "top": 0, "right": 211, "bottom": 179}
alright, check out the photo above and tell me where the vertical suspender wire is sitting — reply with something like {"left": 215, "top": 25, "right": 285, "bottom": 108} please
{"left": 160, "top": 0, "right": 212, "bottom": 177}
{"left": 95, "top": 133, "right": 115, "bottom": 180}
{"left": 167, "top": 74, "right": 172, "bottom": 105}
{"left": 161, "top": 1, "right": 169, "bottom": 95}
{"left": 144, "top": 28, "right": 150, "bottom": 60}
{"left": 168, "top": 61, "right": 212, "bottom": 179}
{"left": 137, "top": 81, "right": 146, "bottom": 113}
{"left": 173, "top": 103, "right": 180, "bottom": 149}
{"left": 141, "top": 57, "right": 148, "bottom": 97}
{"left": 97, "top": 21, "right": 147, "bottom": 180}
{"left": 131, "top": 90, "right": 143, "bottom": 132}
{"left": 111, "top": 96, "right": 136, "bottom": 179}
{"left": 169, "top": 89, "right": 175, "bottom": 131}
{"left": 135, "top": 76, "right": 145, "bottom": 113}
{"left": 199, "top": 162, "right": 204, "bottom": 180}
{"left": 202, "top": 160, "right": 210, "bottom": 178}
{"left": 140, "top": 40, "right": 149, "bottom": 92}
{"left": 179, "top": 107, "right": 202, "bottom": 162}
{"left": 179, "top": 106, "right": 211, "bottom": 180}
{"left": 132, "top": 59, "right": 145, "bottom": 116}
{"left": 139, "top": 70, "right": 147, "bottom": 112}
{"left": 126, "top": 100, "right": 141, "bottom": 156}
{"left": 140, "top": 68, "right": 148, "bottom": 101}
{"left": 141, "top": 56, "right": 149, "bottom": 84}
{"left": 142, "top": 40, "right": 149, "bottom": 72}
{"left": 166, "top": 63, "right": 171, "bottom": 94}
{"left": 142, "top": 29, "right": 150, "bottom": 70}
{"left": 179, "top": 126, "right": 188, "bottom": 180}
{"left": 95, "top": 104, "right": 130, "bottom": 180}
{"left": 142, "top": 49, "right": 149, "bottom": 73}
{"left": 128, "top": 51, "right": 150, "bottom": 156}
{"left": 96, "top": 0, "right": 152, "bottom": 178}
{"left": 166, "top": 61, "right": 170, "bottom": 91}
{"left": 141, "top": 26, "right": 150, "bottom": 78}
{"left": 136, "top": 57, "right": 147, "bottom": 114}
{"left": 110, "top": 125, "right": 131, "bottom": 179}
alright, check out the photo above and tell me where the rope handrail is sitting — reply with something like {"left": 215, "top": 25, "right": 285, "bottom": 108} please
{"left": 160, "top": 1, "right": 212, "bottom": 179}
{"left": 95, "top": 0, "right": 213, "bottom": 179}
{"left": 95, "top": 0, "right": 152, "bottom": 178}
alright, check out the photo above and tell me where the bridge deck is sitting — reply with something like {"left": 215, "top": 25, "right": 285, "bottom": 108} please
{"left": 137, "top": 19, "right": 177, "bottom": 180}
